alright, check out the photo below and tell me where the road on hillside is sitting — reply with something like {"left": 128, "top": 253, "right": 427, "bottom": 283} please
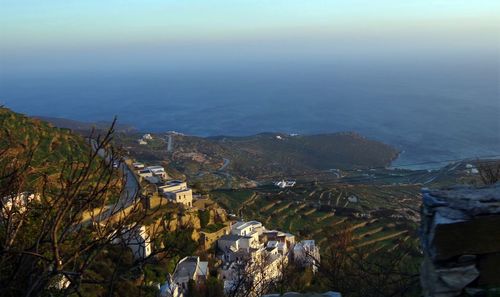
{"left": 91, "top": 139, "right": 140, "bottom": 220}
{"left": 218, "top": 158, "right": 230, "bottom": 171}
{"left": 166, "top": 135, "right": 173, "bottom": 152}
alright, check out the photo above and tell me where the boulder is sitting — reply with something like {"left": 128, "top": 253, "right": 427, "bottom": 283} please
{"left": 432, "top": 215, "right": 500, "bottom": 260}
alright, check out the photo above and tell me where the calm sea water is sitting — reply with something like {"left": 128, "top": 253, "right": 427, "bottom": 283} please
{"left": 1, "top": 57, "right": 499, "bottom": 169}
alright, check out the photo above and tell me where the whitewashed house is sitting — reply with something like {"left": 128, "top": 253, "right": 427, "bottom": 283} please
{"left": 132, "top": 162, "right": 145, "bottom": 169}
{"left": 121, "top": 225, "right": 152, "bottom": 259}
{"left": 159, "top": 180, "right": 193, "bottom": 207}
{"left": 138, "top": 169, "right": 153, "bottom": 178}
{"left": 146, "top": 165, "right": 167, "bottom": 179}
{"left": 172, "top": 257, "right": 208, "bottom": 295}
{"left": 218, "top": 221, "right": 295, "bottom": 296}
{"left": 293, "top": 240, "right": 320, "bottom": 273}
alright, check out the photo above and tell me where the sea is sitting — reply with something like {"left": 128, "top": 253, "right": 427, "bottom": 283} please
{"left": 1, "top": 54, "right": 499, "bottom": 170}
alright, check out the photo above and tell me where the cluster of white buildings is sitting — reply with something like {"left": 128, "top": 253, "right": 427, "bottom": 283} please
{"left": 137, "top": 133, "right": 153, "bottom": 145}
{"left": 217, "top": 220, "right": 320, "bottom": 295}
{"left": 135, "top": 163, "right": 168, "bottom": 184}
{"left": 157, "top": 220, "right": 320, "bottom": 297}
{"left": 133, "top": 162, "right": 193, "bottom": 207}
{"left": 465, "top": 163, "right": 479, "bottom": 175}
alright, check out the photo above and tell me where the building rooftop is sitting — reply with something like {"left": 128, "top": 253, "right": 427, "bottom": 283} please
{"left": 146, "top": 166, "right": 165, "bottom": 171}
{"left": 173, "top": 257, "right": 200, "bottom": 280}
{"left": 164, "top": 180, "right": 184, "bottom": 186}
{"left": 232, "top": 220, "right": 262, "bottom": 231}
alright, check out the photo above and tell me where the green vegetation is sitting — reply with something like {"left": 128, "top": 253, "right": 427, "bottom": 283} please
{"left": 115, "top": 131, "right": 399, "bottom": 189}
{"left": 201, "top": 222, "right": 226, "bottom": 233}
{"left": 0, "top": 107, "right": 89, "bottom": 181}
{"left": 211, "top": 181, "right": 421, "bottom": 253}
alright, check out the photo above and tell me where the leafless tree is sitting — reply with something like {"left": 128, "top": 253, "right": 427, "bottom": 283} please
{"left": 0, "top": 122, "right": 181, "bottom": 297}
{"left": 309, "top": 227, "right": 421, "bottom": 297}
{"left": 223, "top": 247, "right": 298, "bottom": 297}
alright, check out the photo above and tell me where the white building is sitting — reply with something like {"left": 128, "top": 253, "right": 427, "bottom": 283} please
{"left": 146, "top": 165, "right": 167, "bottom": 179}
{"left": 138, "top": 169, "right": 153, "bottom": 178}
{"left": 218, "top": 221, "right": 295, "bottom": 296}
{"left": 159, "top": 180, "right": 188, "bottom": 193}
{"left": 120, "top": 225, "right": 152, "bottom": 259}
{"left": 220, "top": 246, "right": 285, "bottom": 296}
{"left": 143, "top": 133, "right": 153, "bottom": 140}
{"left": 164, "top": 189, "right": 193, "bottom": 207}
{"left": 274, "top": 180, "right": 296, "bottom": 189}
{"left": 293, "top": 240, "right": 320, "bottom": 273}
{"left": 138, "top": 139, "right": 147, "bottom": 145}
{"left": 171, "top": 257, "right": 208, "bottom": 295}
{"left": 159, "top": 180, "right": 193, "bottom": 207}
{"left": 231, "top": 220, "right": 263, "bottom": 237}
{"left": 132, "top": 162, "right": 145, "bottom": 169}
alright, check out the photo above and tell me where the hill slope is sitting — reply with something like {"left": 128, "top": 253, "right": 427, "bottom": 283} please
{"left": 0, "top": 107, "right": 90, "bottom": 188}
{"left": 117, "top": 131, "right": 399, "bottom": 187}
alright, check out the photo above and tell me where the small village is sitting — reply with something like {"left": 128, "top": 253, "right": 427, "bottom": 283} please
{"left": 120, "top": 135, "right": 321, "bottom": 297}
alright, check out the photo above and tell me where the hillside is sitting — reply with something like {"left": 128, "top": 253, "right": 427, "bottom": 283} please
{"left": 0, "top": 107, "right": 90, "bottom": 188}
{"left": 116, "top": 131, "right": 399, "bottom": 188}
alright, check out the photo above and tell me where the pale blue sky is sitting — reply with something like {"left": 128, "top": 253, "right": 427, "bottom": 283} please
{"left": 0, "top": 0, "right": 499, "bottom": 77}
{"left": 1, "top": 0, "right": 499, "bottom": 51}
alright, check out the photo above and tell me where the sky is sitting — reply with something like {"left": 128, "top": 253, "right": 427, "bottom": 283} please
{"left": 0, "top": 0, "right": 499, "bottom": 63}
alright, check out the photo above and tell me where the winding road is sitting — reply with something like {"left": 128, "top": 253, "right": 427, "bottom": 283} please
{"left": 91, "top": 139, "right": 140, "bottom": 221}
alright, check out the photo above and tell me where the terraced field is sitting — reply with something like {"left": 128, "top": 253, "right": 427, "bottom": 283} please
{"left": 211, "top": 182, "right": 421, "bottom": 252}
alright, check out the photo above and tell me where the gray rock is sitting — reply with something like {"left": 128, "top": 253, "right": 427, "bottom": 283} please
{"left": 437, "top": 264, "right": 479, "bottom": 290}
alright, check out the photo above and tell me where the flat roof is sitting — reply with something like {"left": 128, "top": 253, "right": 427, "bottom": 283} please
{"left": 164, "top": 180, "right": 184, "bottom": 185}
{"left": 147, "top": 166, "right": 165, "bottom": 170}
{"left": 233, "top": 220, "right": 262, "bottom": 230}
{"left": 173, "top": 257, "right": 198, "bottom": 279}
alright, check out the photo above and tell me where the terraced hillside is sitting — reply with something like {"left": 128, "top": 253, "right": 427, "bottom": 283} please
{"left": 211, "top": 182, "right": 421, "bottom": 252}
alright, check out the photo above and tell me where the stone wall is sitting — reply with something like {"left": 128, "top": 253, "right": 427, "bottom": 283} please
{"left": 200, "top": 223, "right": 231, "bottom": 250}
{"left": 420, "top": 184, "right": 500, "bottom": 296}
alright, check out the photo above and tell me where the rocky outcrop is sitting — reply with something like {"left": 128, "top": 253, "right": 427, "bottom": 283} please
{"left": 420, "top": 184, "right": 500, "bottom": 297}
